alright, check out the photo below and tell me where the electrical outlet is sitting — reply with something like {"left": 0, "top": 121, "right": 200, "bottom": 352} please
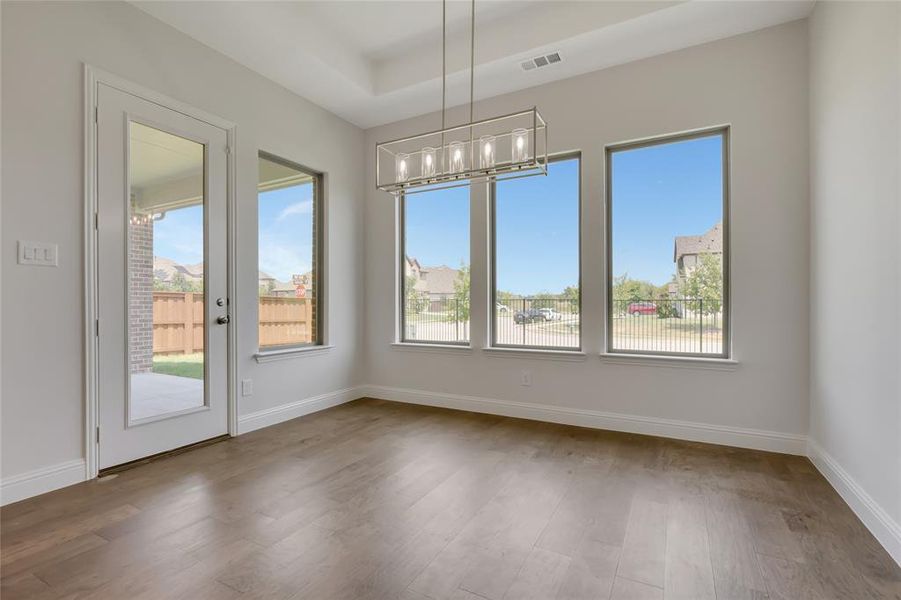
{"left": 241, "top": 378, "right": 253, "bottom": 396}
{"left": 520, "top": 370, "right": 532, "bottom": 386}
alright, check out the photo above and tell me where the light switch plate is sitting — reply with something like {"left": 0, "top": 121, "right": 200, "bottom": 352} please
{"left": 18, "top": 241, "right": 58, "bottom": 267}
{"left": 241, "top": 379, "right": 253, "bottom": 396}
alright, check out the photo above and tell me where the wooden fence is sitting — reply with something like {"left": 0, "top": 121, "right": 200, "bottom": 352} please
{"left": 152, "top": 292, "right": 314, "bottom": 354}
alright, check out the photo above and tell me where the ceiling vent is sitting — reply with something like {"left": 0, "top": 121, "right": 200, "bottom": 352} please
{"left": 520, "top": 52, "right": 561, "bottom": 72}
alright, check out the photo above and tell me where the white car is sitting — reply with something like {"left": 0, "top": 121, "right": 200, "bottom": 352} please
{"left": 538, "top": 308, "right": 560, "bottom": 321}
{"left": 496, "top": 302, "right": 510, "bottom": 313}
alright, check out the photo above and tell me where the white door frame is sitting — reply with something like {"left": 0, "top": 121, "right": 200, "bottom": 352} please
{"left": 83, "top": 64, "right": 238, "bottom": 479}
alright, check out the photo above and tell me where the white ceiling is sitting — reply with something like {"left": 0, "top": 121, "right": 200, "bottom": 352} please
{"left": 132, "top": 0, "right": 814, "bottom": 129}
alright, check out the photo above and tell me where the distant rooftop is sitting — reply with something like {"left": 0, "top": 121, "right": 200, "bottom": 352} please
{"left": 674, "top": 221, "right": 723, "bottom": 263}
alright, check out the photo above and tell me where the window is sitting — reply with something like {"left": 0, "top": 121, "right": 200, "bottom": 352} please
{"left": 491, "top": 155, "right": 581, "bottom": 350}
{"left": 606, "top": 128, "right": 729, "bottom": 357}
{"left": 400, "top": 187, "right": 470, "bottom": 345}
{"left": 257, "top": 152, "right": 323, "bottom": 349}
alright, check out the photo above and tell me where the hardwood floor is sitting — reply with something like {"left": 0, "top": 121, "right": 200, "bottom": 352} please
{"left": 2, "top": 398, "right": 899, "bottom": 599}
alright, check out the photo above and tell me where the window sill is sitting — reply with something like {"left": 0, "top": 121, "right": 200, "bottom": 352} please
{"left": 254, "top": 345, "right": 334, "bottom": 363}
{"left": 599, "top": 353, "right": 739, "bottom": 371}
{"left": 482, "top": 347, "right": 587, "bottom": 362}
{"left": 391, "top": 342, "right": 472, "bottom": 355}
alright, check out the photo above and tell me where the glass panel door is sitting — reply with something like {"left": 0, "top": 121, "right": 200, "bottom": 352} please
{"left": 128, "top": 122, "right": 206, "bottom": 423}
{"left": 97, "top": 82, "right": 229, "bottom": 470}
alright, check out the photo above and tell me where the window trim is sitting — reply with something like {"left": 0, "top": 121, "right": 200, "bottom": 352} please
{"left": 397, "top": 190, "right": 471, "bottom": 346}
{"left": 256, "top": 150, "right": 325, "bottom": 353}
{"left": 489, "top": 151, "right": 583, "bottom": 352}
{"left": 604, "top": 125, "right": 731, "bottom": 359}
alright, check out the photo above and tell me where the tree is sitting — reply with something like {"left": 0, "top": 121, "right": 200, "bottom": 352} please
{"left": 612, "top": 274, "right": 657, "bottom": 303}
{"left": 452, "top": 263, "right": 470, "bottom": 322}
{"left": 529, "top": 292, "right": 557, "bottom": 309}
{"left": 405, "top": 275, "right": 426, "bottom": 314}
{"left": 496, "top": 290, "right": 520, "bottom": 303}
{"left": 258, "top": 279, "right": 276, "bottom": 297}
{"left": 562, "top": 285, "right": 580, "bottom": 314}
{"left": 679, "top": 253, "right": 723, "bottom": 314}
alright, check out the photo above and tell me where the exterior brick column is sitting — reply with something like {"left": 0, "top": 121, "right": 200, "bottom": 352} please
{"left": 129, "top": 218, "right": 154, "bottom": 373}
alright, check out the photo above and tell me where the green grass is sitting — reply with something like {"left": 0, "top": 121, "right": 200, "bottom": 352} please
{"left": 612, "top": 314, "right": 723, "bottom": 336}
{"left": 152, "top": 353, "right": 204, "bottom": 379}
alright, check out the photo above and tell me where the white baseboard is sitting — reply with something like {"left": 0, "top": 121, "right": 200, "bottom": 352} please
{"left": 237, "top": 385, "right": 364, "bottom": 435}
{"left": 360, "top": 385, "right": 807, "bottom": 455}
{"left": 807, "top": 440, "right": 901, "bottom": 566}
{"left": 1, "top": 460, "right": 87, "bottom": 506}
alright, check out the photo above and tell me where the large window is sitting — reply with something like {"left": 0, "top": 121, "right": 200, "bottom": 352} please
{"left": 492, "top": 155, "right": 581, "bottom": 350}
{"left": 400, "top": 187, "right": 470, "bottom": 344}
{"left": 257, "top": 152, "right": 323, "bottom": 349}
{"left": 606, "top": 128, "right": 729, "bottom": 357}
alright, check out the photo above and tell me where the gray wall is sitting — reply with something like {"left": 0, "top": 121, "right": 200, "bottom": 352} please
{"left": 364, "top": 21, "right": 810, "bottom": 443}
{"left": 0, "top": 0, "right": 366, "bottom": 481}
{"left": 808, "top": 0, "right": 901, "bottom": 557}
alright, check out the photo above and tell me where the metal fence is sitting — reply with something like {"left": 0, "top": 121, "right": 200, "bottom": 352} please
{"left": 402, "top": 295, "right": 722, "bottom": 355}
{"left": 495, "top": 297, "right": 580, "bottom": 349}
{"left": 610, "top": 298, "right": 723, "bottom": 355}
{"left": 403, "top": 297, "right": 470, "bottom": 343}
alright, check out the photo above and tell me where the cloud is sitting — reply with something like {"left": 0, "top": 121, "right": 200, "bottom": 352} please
{"left": 276, "top": 200, "right": 312, "bottom": 222}
{"left": 258, "top": 241, "right": 311, "bottom": 282}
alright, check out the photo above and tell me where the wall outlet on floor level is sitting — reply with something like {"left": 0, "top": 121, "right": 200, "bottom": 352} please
{"left": 520, "top": 370, "right": 532, "bottom": 386}
{"left": 241, "top": 379, "right": 253, "bottom": 396}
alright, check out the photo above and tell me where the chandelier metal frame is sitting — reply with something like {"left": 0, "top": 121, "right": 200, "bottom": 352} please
{"left": 375, "top": 0, "right": 548, "bottom": 195}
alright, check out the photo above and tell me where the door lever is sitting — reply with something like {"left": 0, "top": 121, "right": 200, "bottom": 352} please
{"left": 216, "top": 315, "right": 230, "bottom": 325}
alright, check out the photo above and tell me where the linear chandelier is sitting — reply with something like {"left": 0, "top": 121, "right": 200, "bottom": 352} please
{"left": 376, "top": 0, "right": 548, "bottom": 195}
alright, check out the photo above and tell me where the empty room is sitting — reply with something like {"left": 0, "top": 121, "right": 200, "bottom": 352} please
{"left": 1, "top": 0, "right": 899, "bottom": 598}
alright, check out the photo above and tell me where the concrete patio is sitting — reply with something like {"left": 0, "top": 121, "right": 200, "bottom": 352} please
{"left": 131, "top": 372, "right": 204, "bottom": 421}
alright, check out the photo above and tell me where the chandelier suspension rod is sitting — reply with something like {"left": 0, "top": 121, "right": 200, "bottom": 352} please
{"left": 470, "top": 0, "right": 475, "bottom": 125}
{"left": 375, "top": 0, "right": 547, "bottom": 195}
{"left": 440, "top": 0, "right": 446, "bottom": 170}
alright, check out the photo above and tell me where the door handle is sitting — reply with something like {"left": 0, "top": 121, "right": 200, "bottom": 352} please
{"left": 216, "top": 315, "right": 230, "bottom": 325}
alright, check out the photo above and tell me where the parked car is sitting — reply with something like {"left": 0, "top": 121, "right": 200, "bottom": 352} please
{"left": 514, "top": 308, "right": 547, "bottom": 324}
{"left": 538, "top": 308, "right": 561, "bottom": 321}
{"left": 496, "top": 302, "right": 510, "bottom": 313}
{"left": 628, "top": 301, "right": 657, "bottom": 316}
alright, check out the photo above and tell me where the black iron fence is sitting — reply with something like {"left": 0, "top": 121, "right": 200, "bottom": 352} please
{"left": 610, "top": 298, "right": 723, "bottom": 355}
{"left": 402, "top": 295, "right": 722, "bottom": 354}
{"left": 403, "top": 297, "right": 470, "bottom": 343}
{"left": 495, "top": 297, "right": 580, "bottom": 349}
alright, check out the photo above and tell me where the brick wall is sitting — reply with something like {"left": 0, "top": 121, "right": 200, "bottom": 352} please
{"left": 129, "top": 218, "right": 153, "bottom": 373}
{"left": 310, "top": 177, "right": 318, "bottom": 342}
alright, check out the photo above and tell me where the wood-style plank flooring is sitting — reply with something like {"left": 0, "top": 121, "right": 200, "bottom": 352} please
{"left": 2, "top": 399, "right": 899, "bottom": 599}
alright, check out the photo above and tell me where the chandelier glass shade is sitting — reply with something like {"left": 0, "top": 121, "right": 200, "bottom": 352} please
{"left": 375, "top": 0, "right": 548, "bottom": 195}
{"left": 376, "top": 107, "right": 547, "bottom": 195}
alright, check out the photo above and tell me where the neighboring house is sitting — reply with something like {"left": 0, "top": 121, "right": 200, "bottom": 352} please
{"left": 673, "top": 221, "right": 723, "bottom": 284}
{"left": 153, "top": 256, "right": 203, "bottom": 286}
{"left": 269, "top": 271, "right": 314, "bottom": 298}
{"left": 404, "top": 256, "right": 422, "bottom": 281}
{"left": 154, "top": 256, "right": 279, "bottom": 291}
{"left": 258, "top": 270, "right": 277, "bottom": 292}
{"left": 405, "top": 256, "right": 460, "bottom": 310}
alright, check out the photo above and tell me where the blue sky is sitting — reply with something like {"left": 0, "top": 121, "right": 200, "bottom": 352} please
{"left": 153, "top": 204, "right": 204, "bottom": 265}
{"left": 153, "top": 182, "right": 314, "bottom": 282}
{"left": 405, "top": 185, "right": 471, "bottom": 271}
{"left": 156, "top": 134, "right": 722, "bottom": 292}
{"left": 406, "top": 136, "right": 722, "bottom": 294}
{"left": 256, "top": 183, "right": 314, "bottom": 281}
{"left": 495, "top": 158, "right": 580, "bottom": 295}
{"left": 611, "top": 134, "right": 723, "bottom": 286}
